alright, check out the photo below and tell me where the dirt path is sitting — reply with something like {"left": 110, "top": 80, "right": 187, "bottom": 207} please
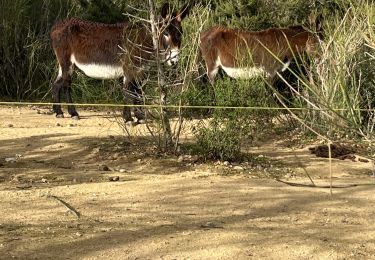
{"left": 0, "top": 106, "right": 374, "bottom": 259}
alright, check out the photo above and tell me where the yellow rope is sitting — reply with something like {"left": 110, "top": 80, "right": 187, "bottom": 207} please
{"left": 0, "top": 101, "right": 374, "bottom": 112}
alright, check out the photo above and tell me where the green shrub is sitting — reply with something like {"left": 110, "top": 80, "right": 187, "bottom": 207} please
{"left": 195, "top": 119, "right": 242, "bottom": 161}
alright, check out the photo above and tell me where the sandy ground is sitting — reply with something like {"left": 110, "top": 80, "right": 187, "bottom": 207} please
{"left": 0, "top": 106, "right": 374, "bottom": 260}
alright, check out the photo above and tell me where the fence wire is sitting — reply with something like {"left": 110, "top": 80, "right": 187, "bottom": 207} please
{"left": 1, "top": 101, "right": 375, "bottom": 112}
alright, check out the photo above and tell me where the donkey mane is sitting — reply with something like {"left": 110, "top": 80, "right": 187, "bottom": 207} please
{"left": 51, "top": 17, "right": 127, "bottom": 31}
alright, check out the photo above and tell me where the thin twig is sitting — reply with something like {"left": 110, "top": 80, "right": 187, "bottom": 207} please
{"left": 293, "top": 154, "right": 316, "bottom": 186}
{"left": 276, "top": 179, "right": 363, "bottom": 188}
{"left": 48, "top": 195, "right": 81, "bottom": 218}
{"left": 328, "top": 142, "right": 333, "bottom": 197}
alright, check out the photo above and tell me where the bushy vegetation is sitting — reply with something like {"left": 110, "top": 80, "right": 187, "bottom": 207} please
{"left": 1, "top": 0, "right": 375, "bottom": 159}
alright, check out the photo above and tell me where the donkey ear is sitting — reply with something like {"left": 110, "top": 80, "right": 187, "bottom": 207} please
{"left": 176, "top": 3, "right": 190, "bottom": 22}
{"left": 161, "top": 3, "right": 170, "bottom": 19}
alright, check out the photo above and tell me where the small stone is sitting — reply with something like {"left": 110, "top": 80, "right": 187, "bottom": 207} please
{"left": 109, "top": 155, "right": 118, "bottom": 160}
{"left": 16, "top": 184, "right": 32, "bottom": 189}
{"left": 137, "top": 159, "right": 142, "bottom": 163}
{"left": 98, "top": 165, "right": 110, "bottom": 171}
{"left": 68, "top": 124, "right": 75, "bottom": 127}
{"left": 233, "top": 166, "right": 244, "bottom": 171}
{"left": 41, "top": 178, "right": 48, "bottom": 183}
{"left": 119, "top": 169, "right": 127, "bottom": 173}
{"left": 177, "top": 156, "right": 184, "bottom": 163}
{"left": 100, "top": 227, "right": 112, "bottom": 232}
{"left": 223, "top": 161, "right": 230, "bottom": 166}
{"left": 358, "top": 158, "right": 370, "bottom": 163}
{"left": 7, "top": 124, "right": 13, "bottom": 128}
{"left": 109, "top": 176, "right": 120, "bottom": 182}
{"left": 200, "top": 222, "right": 222, "bottom": 229}
{"left": 56, "top": 123, "right": 61, "bottom": 127}
{"left": 284, "top": 173, "right": 292, "bottom": 179}
{"left": 5, "top": 157, "right": 17, "bottom": 163}
{"left": 75, "top": 232, "right": 83, "bottom": 237}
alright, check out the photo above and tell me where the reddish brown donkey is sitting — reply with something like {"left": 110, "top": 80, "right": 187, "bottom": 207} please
{"left": 199, "top": 25, "right": 319, "bottom": 84}
{"left": 50, "top": 3, "right": 189, "bottom": 123}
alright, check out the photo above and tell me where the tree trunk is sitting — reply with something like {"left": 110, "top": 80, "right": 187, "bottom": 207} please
{"left": 148, "top": 0, "right": 173, "bottom": 150}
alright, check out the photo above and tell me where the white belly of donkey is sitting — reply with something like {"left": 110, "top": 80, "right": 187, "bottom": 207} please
{"left": 217, "top": 57, "right": 268, "bottom": 79}
{"left": 221, "top": 65, "right": 267, "bottom": 79}
{"left": 71, "top": 55, "right": 123, "bottom": 79}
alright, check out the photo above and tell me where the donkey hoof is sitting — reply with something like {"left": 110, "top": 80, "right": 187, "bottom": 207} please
{"left": 56, "top": 114, "right": 64, "bottom": 118}
{"left": 71, "top": 115, "right": 80, "bottom": 120}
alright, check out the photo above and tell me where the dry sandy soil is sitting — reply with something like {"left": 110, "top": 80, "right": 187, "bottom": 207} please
{"left": 0, "top": 106, "right": 375, "bottom": 260}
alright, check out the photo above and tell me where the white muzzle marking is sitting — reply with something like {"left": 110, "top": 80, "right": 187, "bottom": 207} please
{"left": 166, "top": 48, "right": 180, "bottom": 66}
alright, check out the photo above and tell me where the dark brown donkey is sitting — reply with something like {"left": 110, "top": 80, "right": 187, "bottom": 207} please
{"left": 50, "top": 3, "right": 189, "bottom": 123}
{"left": 199, "top": 25, "right": 319, "bottom": 84}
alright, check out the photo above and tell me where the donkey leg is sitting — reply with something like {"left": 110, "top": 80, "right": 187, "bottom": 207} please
{"left": 205, "top": 59, "right": 219, "bottom": 85}
{"left": 52, "top": 78, "right": 64, "bottom": 118}
{"left": 122, "top": 78, "right": 135, "bottom": 124}
{"left": 52, "top": 67, "right": 65, "bottom": 118}
{"left": 62, "top": 76, "right": 79, "bottom": 120}
{"left": 132, "top": 82, "right": 146, "bottom": 123}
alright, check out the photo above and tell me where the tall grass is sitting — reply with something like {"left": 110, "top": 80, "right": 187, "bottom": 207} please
{"left": 0, "top": 0, "right": 76, "bottom": 100}
{"left": 284, "top": 1, "right": 375, "bottom": 139}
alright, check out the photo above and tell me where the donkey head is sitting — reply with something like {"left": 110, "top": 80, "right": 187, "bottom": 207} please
{"left": 159, "top": 3, "right": 190, "bottom": 65}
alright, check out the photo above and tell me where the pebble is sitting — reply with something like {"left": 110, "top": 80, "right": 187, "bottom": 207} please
{"left": 16, "top": 184, "right": 32, "bottom": 189}
{"left": 56, "top": 123, "right": 61, "bottom": 127}
{"left": 7, "top": 124, "right": 14, "bottom": 128}
{"left": 119, "top": 169, "right": 127, "bottom": 173}
{"left": 5, "top": 157, "right": 17, "bottom": 163}
{"left": 233, "top": 166, "right": 244, "bottom": 171}
{"left": 98, "top": 165, "right": 110, "bottom": 171}
{"left": 200, "top": 222, "right": 222, "bottom": 229}
{"left": 109, "top": 176, "right": 120, "bottom": 182}
{"left": 223, "top": 161, "right": 230, "bottom": 166}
